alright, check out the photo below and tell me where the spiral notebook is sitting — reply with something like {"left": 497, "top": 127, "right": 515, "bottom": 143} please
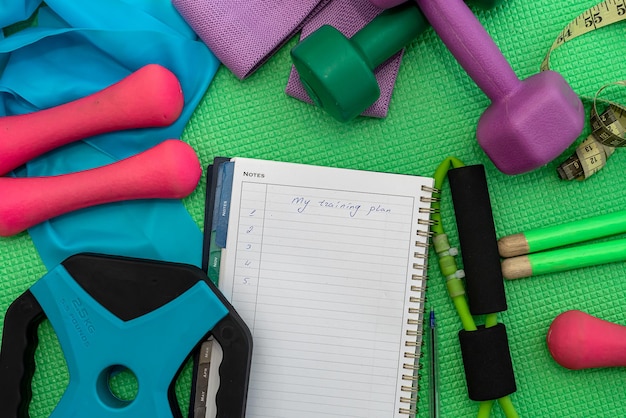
{"left": 207, "top": 157, "right": 435, "bottom": 418}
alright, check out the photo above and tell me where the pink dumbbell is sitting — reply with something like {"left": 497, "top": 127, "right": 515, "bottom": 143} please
{"left": 547, "top": 310, "right": 626, "bottom": 370}
{"left": 0, "top": 64, "right": 184, "bottom": 176}
{"left": 0, "top": 139, "right": 201, "bottom": 236}
{"left": 414, "top": 0, "right": 585, "bottom": 174}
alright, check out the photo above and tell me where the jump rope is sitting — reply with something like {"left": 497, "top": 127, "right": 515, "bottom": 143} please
{"left": 429, "top": 157, "right": 519, "bottom": 418}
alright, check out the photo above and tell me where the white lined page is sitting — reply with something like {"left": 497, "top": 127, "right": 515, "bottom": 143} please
{"left": 219, "top": 158, "right": 433, "bottom": 418}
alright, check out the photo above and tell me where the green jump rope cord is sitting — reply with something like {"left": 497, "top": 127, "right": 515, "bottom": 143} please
{"left": 431, "top": 157, "right": 518, "bottom": 418}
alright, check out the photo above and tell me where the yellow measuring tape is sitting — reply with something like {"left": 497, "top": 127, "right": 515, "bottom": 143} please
{"left": 540, "top": 0, "right": 626, "bottom": 180}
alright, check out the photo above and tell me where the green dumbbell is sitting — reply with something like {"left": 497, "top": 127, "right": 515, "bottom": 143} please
{"left": 291, "top": 0, "right": 503, "bottom": 122}
{"left": 291, "top": 3, "right": 426, "bottom": 122}
{"left": 467, "top": 0, "right": 504, "bottom": 9}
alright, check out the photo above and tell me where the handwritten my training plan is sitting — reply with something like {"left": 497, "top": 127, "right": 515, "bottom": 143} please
{"left": 217, "top": 158, "right": 434, "bottom": 418}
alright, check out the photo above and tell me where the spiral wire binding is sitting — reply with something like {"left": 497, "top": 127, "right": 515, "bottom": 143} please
{"left": 398, "top": 185, "right": 440, "bottom": 415}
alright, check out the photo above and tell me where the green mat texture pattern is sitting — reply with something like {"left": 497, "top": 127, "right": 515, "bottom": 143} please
{"left": 2, "top": 0, "right": 626, "bottom": 416}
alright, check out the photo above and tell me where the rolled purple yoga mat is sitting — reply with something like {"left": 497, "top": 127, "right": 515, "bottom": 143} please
{"left": 172, "top": 0, "right": 331, "bottom": 79}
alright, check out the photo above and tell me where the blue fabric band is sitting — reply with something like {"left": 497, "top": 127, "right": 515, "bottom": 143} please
{"left": 0, "top": 0, "right": 219, "bottom": 268}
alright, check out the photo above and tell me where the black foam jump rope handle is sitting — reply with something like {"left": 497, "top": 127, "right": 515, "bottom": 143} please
{"left": 0, "top": 290, "right": 45, "bottom": 417}
{"left": 448, "top": 165, "right": 506, "bottom": 315}
{"left": 458, "top": 323, "right": 517, "bottom": 401}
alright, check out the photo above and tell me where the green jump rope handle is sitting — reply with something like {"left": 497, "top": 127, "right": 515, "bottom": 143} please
{"left": 291, "top": 2, "right": 427, "bottom": 122}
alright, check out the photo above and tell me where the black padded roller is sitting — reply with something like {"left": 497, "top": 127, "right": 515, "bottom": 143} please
{"left": 448, "top": 165, "right": 506, "bottom": 315}
{"left": 458, "top": 323, "right": 516, "bottom": 401}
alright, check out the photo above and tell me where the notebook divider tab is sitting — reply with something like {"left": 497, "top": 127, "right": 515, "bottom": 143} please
{"left": 215, "top": 161, "right": 235, "bottom": 249}
{"left": 193, "top": 157, "right": 233, "bottom": 418}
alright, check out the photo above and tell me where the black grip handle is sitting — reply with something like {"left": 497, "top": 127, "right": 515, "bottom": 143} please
{"left": 0, "top": 290, "right": 45, "bottom": 418}
{"left": 213, "top": 312, "right": 253, "bottom": 418}
{"left": 448, "top": 165, "right": 507, "bottom": 315}
{"left": 458, "top": 323, "right": 517, "bottom": 401}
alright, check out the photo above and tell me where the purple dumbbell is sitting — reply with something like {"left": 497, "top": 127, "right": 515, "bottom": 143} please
{"left": 414, "top": 0, "right": 585, "bottom": 175}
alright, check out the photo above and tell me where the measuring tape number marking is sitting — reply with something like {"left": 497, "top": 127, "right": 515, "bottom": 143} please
{"left": 541, "top": 0, "right": 626, "bottom": 180}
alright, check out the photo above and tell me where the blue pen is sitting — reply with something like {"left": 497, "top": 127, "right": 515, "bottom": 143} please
{"left": 429, "top": 308, "right": 440, "bottom": 418}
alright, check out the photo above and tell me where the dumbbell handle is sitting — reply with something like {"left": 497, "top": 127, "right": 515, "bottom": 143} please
{"left": 547, "top": 310, "right": 626, "bottom": 370}
{"left": 0, "top": 139, "right": 201, "bottom": 237}
{"left": 414, "top": 0, "right": 519, "bottom": 101}
{"left": 0, "top": 64, "right": 184, "bottom": 176}
{"left": 352, "top": 3, "right": 425, "bottom": 70}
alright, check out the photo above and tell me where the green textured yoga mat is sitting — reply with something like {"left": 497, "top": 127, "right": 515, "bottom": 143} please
{"left": 2, "top": 0, "right": 626, "bottom": 416}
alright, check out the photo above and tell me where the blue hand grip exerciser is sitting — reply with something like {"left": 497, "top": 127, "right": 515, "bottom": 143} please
{"left": 0, "top": 253, "right": 252, "bottom": 418}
